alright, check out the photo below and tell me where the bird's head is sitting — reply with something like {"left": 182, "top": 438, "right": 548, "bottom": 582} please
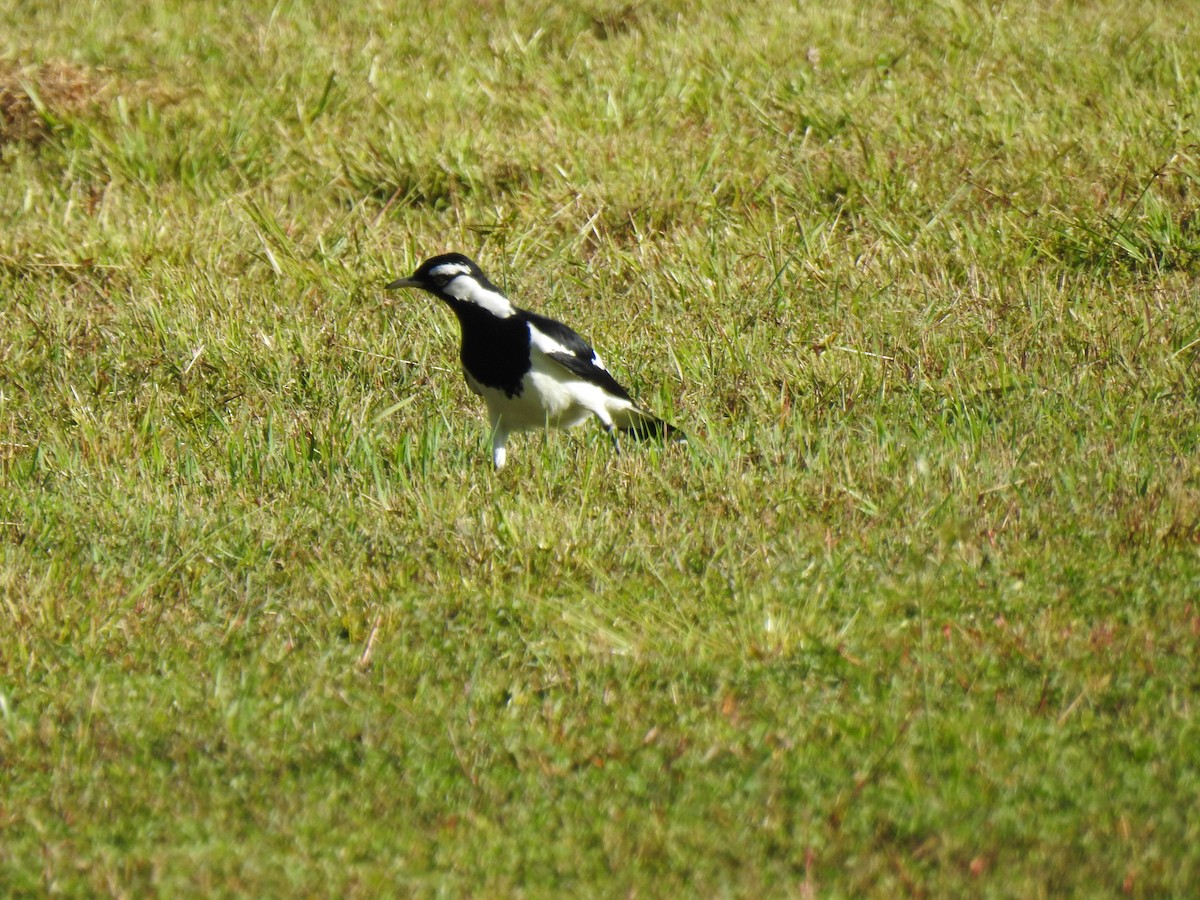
{"left": 386, "top": 253, "right": 515, "bottom": 318}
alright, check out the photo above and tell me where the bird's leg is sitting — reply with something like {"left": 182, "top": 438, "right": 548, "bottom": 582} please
{"left": 491, "top": 424, "right": 509, "bottom": 469}
{"left": 603, "top": 422, "right": 622, "bottom": 456}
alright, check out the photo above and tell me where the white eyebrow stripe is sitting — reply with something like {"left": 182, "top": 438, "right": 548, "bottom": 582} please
{"left": 430, "top": 263, "right": 471, "bottom": 278}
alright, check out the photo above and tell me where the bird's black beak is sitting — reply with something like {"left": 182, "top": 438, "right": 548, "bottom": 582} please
{"left": 385, "top": 276, "right": 421, "bottom": 290}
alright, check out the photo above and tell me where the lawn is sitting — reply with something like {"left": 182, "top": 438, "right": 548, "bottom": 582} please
{"left": 2, "top": 0, "right": 1199, "bottom": 895}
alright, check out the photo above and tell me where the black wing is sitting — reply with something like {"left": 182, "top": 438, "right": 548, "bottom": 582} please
{"left": 523, "top": 311, "right": 634, "bottom": 402}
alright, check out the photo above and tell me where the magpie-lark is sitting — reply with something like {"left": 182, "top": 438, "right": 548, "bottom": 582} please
{"left": 386, "top": 253, "right": 685, "bottom": 468}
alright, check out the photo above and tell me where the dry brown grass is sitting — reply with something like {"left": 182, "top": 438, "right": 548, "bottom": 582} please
{"left": 0, "top": 60, "right": 111, "bottom": 146}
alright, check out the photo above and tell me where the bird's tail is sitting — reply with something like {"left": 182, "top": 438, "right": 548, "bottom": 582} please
{"left": 614, "top": 407, "right": 688, "bottom": 444}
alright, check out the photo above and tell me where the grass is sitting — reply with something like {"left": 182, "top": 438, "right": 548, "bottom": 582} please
{"left": 2, "top": 0, "right": 1200, "bottom": 894}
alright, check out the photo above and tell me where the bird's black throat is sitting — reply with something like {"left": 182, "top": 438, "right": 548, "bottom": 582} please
{"left": 447, "top": 301, "right": 529, "bottom": 398}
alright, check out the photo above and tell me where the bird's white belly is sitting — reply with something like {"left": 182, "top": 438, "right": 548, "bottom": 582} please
{"left": 466, "top": 370, "right": 601, "bottom": 432}
{"left": 527, "top": 370, "right": 598, "bottom": 426}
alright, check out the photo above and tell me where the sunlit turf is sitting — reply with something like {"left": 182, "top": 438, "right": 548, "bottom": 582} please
{"left": 2, "top": 0, "right": 1200, "bottom": 895}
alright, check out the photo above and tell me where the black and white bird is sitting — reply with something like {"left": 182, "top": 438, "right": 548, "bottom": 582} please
{"left": 386, "top": 253, "right": 685, "bottom": 468}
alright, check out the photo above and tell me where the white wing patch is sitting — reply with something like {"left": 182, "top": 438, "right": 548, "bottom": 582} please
{"left": 446, "top": 276, "right": 516, "bottom": 318}
{"left": 528, "top": 324, "right": 611, "bottom": 375}
{"left": 527, "top": 324, "right": 573, "bottom": 356}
